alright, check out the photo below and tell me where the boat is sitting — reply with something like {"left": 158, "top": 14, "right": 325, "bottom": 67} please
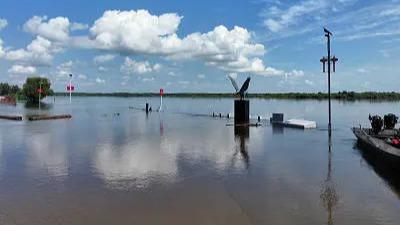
{"left": 352, "top": 127, "right": 400, "bottom": 160}
{"left": 352, "top": 113, "right": 400, "bottom": 162}
{"left": 0, "top": 96, "right": 16, "bottom": 106}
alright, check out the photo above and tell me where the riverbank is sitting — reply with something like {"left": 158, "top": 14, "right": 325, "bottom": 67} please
{"left": 53, "top": 91, "right": 400, "bottom": 101}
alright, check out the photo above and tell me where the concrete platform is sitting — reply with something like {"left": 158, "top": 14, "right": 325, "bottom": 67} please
{"left": 272, "top": 119, "right": 317, "bottom": 129}
{"left": 283, "top": 119, "right": 317, "bottom": 129}
{"left": 270, "top": 113, "right": 316, "bottom": 129}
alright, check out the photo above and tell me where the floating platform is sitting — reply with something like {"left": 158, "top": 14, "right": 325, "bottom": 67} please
{"left": 270, "top": 113, "right": 316, "bottom": 129}
{"left": 27, "top": 114, "right": 72, "bottom": 121}
{"left": 281, "top": 119, "right": 316, "bottom": 129}
{"left": 0, "top": 115, "right": 23, "bottom": 121}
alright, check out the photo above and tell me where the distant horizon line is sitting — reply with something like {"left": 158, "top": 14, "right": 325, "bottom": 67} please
{"left": 52, "top": 91, "right": 400, "bottom": 100}
{"left": 53, "top": 91, "right": 400, "bottom": 94}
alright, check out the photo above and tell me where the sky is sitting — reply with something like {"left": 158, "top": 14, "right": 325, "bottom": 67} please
{"left": 0, "top": 0, "right": 400, "bottom": 93}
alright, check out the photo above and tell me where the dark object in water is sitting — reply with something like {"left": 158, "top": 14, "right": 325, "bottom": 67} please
{"left": 384, "top": 113, "right": 398, "bottom": 129}
{"left": 27, "top": 114, "right": 72, "bottom": 121}
{"left": 369, "top": 114, "right": 383, "bottom": 134}
{"left": 270, "top": 113, "right": 284, "bottom": 123}
{"left": 234, "top": 99, "right": 249, "bottom": 125}
{"left": 0, "top": 115, "right": 23, "bottom": 121}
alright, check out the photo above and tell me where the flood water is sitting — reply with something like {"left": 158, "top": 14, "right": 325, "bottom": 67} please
{"left": 0, "top": 97, "right": 399, "bottom": 225}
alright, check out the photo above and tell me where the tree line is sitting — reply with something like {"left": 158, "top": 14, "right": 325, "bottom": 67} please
{"left": 54, "top": 91, "right": 400, "bottom": 101}
{"left": 1, "top": 77, "right": 53, "bottom": 103}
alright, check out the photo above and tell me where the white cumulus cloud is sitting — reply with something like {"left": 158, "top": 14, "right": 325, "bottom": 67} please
{"left": 5, "top": 36, "right": 58, "bottom": 66}
{"left": 0, "top": 38, "right": 4, "bottom": 57}
{"left": 78, "top": 74, "right": 87, "bottom": 80}
{"left": 356, "top": 68, "right": 370, "bottom": 74}
{"left": 8, "top": 65, "right": 37, "bottom": 75}
{"left": 86, "top": 10, "right": 282, "bottom": 76}
{"left": 0, "top": 18, "right": 8, "bottom": 30}
{"left": 96, "top": 77, "right": 106, "bottom": 84}
{"left": 94, "top": 54, "right": 116, "bottom": 64}
{"left": 55, "top": 61, "right": 73, "bottom": 81}
{"left": 89, "top": 10, "right": 182, "bottom": 54}
{"left": 2, "top": 10, "right": 294, "bottom": 78}
{"left": 71, "top": 22, "right": 89, "bottom": 31}
{"left": 305, "top": 79, "right": 314, "bottom": 86}
{"left": 120, "top": 57, "right": 161, "bottom": 74}
{"left": 197, "top": 74, "right": 205, "bottom": 79}
{"left": 24, "top": 16, "right": 70, "bottom": 42}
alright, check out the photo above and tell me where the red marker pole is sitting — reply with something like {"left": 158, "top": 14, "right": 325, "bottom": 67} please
{"left": 69, "top": 74, "right": 73, "bottom": 104}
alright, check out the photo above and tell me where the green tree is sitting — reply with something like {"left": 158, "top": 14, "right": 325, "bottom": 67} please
{"left": 10, "top": 85, "right": 20, "bottom": 95}
{"left": 0, "top": 83, "right": 11, "bottom": 95}
{"left": 22, "top": 77, "right": 53, "bottom": 103}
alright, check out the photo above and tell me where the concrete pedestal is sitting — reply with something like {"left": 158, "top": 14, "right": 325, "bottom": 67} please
{"left": 234, "top": 99, "right": 249, "bottom": 125}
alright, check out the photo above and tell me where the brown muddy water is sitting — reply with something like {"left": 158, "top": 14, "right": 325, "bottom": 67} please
{"left": 0, "top": 97, "right": 399, "bottom": 225}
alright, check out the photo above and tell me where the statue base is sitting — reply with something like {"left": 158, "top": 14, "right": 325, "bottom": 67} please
{"left": 234, "top": 99, "right": 249, "bottom": 125}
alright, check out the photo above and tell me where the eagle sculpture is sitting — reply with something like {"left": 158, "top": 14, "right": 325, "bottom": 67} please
{"left": 228, "top": 74, "right": 251, "bottom": 100}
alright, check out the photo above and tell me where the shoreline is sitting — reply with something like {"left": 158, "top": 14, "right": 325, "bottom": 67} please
{"left": 52, "top": 91, "right": 400, "bottom": 101}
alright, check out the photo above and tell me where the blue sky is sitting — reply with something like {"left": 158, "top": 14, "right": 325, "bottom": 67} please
{"left": 0, "top": 0, "right": 400, "bottom": 93}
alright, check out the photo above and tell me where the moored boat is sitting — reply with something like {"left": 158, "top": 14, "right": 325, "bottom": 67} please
{"left": 352, "top": 113, "right": 400, "bottom": 162}
{"left": 352, "top": 127, "right": 400, "bottom": 160}
{"left": 0, "top": 96, "right": 16, "bottom": 106}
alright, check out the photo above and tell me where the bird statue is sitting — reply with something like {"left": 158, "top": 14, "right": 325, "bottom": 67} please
{"left": 228, "top": 74, "right": 251, "bottom": 100}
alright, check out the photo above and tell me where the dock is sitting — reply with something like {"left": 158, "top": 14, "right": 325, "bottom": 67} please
{"left": 279, "top": 119, "right": 317, "bottom": 129}
{"left": 27, "top": 114, "right": 72, "bottom": 121}
{"left": 270, "top": 113, "right": 316, "bottom": 129}
{"left": 0, "top": 115, "right": 23, "bottom": 121}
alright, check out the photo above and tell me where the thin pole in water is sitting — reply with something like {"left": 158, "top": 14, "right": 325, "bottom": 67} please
{"left": 321, "top": 28, "right": 338, "bottom": 138}
{"left": 327, "top": 31, "right": 331, "bottom": 137}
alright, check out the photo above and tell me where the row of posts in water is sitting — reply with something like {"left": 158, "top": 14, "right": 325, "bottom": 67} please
{"left": 211, "top": 112, "right": 262, "bottom": 122}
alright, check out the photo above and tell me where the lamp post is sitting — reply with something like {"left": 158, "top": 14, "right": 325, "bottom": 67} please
{"left": 320, "top": 28, "right": 338, "bottom": 138}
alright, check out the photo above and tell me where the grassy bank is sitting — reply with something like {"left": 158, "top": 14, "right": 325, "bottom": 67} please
{"left": 53, "top": 91, "right": 400, "bottom": 101}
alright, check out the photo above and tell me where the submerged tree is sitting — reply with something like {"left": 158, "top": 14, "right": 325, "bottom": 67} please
{"left": 22, "top": 77, "right": 53, "bottom": 103}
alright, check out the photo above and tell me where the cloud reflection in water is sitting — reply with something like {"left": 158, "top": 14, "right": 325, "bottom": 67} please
{"left": 26, "top": 133, "right": 69, "bottom": 180}
{"left": 92, "top": 116, "right": 265, "bottom": 190}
